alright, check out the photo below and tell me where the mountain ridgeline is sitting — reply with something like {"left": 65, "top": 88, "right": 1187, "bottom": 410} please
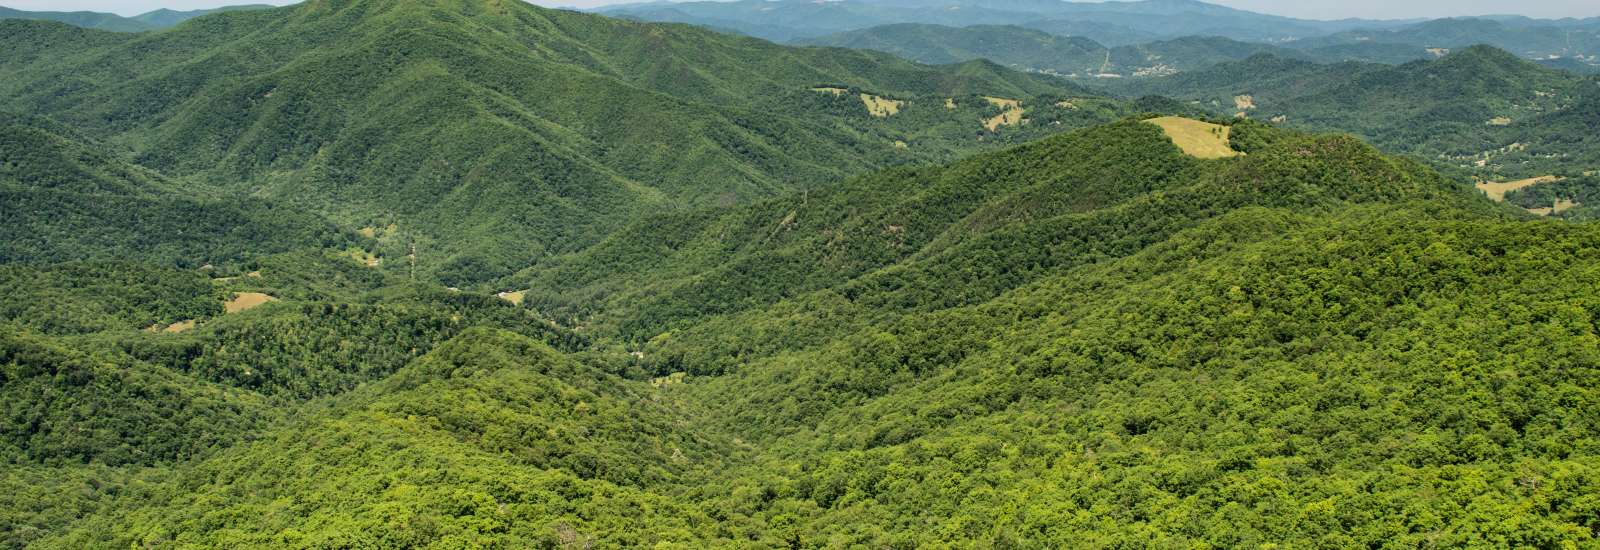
{"left": 8, "top": 106, "right": 1600, "bottom": 547}
{"left": 800, "top": 24, "right": 1434, "bottom": 77}
{"left": 0, "top": 0, "right": 1126, "bottom": 285}
{"left": 0, "top": 4, "right": 275, "bottom": 32}
{"left": 598, "top": 0, "right": 1414, "bottom": 43}
{"left": 3, "top": 0, "right": 1600, "bottom": 547}
{"left": 1107, "top": 45, "right": 1600, "bottom": 181}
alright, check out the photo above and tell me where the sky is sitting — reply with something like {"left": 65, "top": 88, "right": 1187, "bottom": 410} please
{"left": 5, "top": 0, "right": 1598, "bottom": 20}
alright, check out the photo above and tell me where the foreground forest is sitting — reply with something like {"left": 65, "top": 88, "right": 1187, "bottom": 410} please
{"left": 3, "top": 0, "right": 1600, "bottom": 547}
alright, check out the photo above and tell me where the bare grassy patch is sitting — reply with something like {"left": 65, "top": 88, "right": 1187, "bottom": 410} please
{"left": 225, "top": 292, "right": 277, "bottom": 314}
{"left": 1476, "top": 175, "right": 1560, "bottom": 202}
{"left": 982, "top": 97, "right": 1025, "bottom": 131}
{"left": 1146, "top": 116, "right": 1241, "bottom": 159}
{"left": 861, "top": 94, "right": 904, "bottom": 117}
{"left": 498, "top": 290, "right": 527, "bottom": 305}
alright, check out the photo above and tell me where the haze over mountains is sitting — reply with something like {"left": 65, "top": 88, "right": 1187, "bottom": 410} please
{"left": 4, "top": 0, "right": 1600, "bottom": 547}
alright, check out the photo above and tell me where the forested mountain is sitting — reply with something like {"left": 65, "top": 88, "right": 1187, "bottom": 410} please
{"left": 127, "top": 5, "right": 277, "bottom": 27}
{"left": 1104, "top": 46, "right": 1600, "bottom": 180}
{"left": 0, "top": 113, "right": 349, "bottom": 267}
{"left": 599, "top": 0, "right": 1409, "bottom": 43}
{"left": 801, "top": 24, "right": 1431, "bottom": 77}
{"left": 0, "top": 6, "right": 155, "bottom": 31}
{"left": 0, "top": 0, "right": 1119, "bottom": 285}
{"left": 1291, "top": 17, "right": 1600, "bottom": 67}
{"left": 5, "top": 0, "right": 1600, "bottom": 547}
{"left": 9, "top": 111, "right": 1600, "bottom": 546}
{"left": 0, "top": 4, "right": 272, "bottom": 31}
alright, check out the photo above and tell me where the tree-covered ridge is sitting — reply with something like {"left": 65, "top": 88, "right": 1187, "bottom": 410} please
{"left": 0, "top": 0, "right": 1112, "bottom": 285}
{"left": 1293, "top": 17, "right": 1600, "bottom": 66}
{"left": 509, "top": 119, "right": 1490, "bottom": 348}
{"left": 31, "top": 328, "right": 740, "bottom": 548}
{"left": 0, "top": 6, "right": 157, "bottom": 32}
{"left": 675, "top": 206, "right": 1600, "bottom": 547}
{"left": 800, "top": 24, "right": 1430, "bottom": 78}
{"left": 1105, "top": 46, "right": 1600, "bottom": 181}
{"left": 3, "top": 2, "right": 1600, "bottom": 545}
{"left": 7, "top": 118, "right": 1598, "bottom": 546}
{"left": 0, "top": 4, "right": 275, "bottom": 33}
{"left": 599, "top": 0, "right": 1412, "bottom": 44}
{"left": 0, "top": 263, "right": 221, "bottom": 334}
{"left": 0, "top": 114, "right": 351, "bottom": 268}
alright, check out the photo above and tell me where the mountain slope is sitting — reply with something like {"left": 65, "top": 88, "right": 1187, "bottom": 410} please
{"left": 802, "top": 25, "right": 1433, "bottom": 78}
{"left": 0, "top": 6, "right": 154, "bottom": 32}
{"left": 128, "top": 5, "right": 277, "bottom": 27}
{"left": 0, "top": 113, "right": 349, "bottom": 268}
{"left": 0, "top": 0, "right": 1104, "bottom": 284}
{"left": 18, "top": 119, "right": 1600, "bottom": 547}
{"left": 0, "top": 4, "right": 277, "bottom": 31}
{"left": 1106, "top": 46, "right": 1597, "bottom": 179}
{"left": 510, "top": 118, "right": 1492, "bottom": 349}
{"left": 1292, "top": 17, "right": 1600, "bottom": 64}
{"left": 799, "top": 24, "right": 1107, "bottom": 74}
{"left": 599, "top": 0, "right": 1410, "bottom": 43}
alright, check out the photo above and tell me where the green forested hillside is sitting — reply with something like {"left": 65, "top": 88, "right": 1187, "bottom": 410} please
{"left": 5, "top": 2, "right": 1600, "bottom": 548}
{"left": 0, "top": 4, "right": 275, "bottom": 32}
{"left": 0, "top": 6, "right": 156, "bottom": 32}
{"left": 1291, "top": 17, "right": 1600, "bottom": 65}
{"left": 0, "top": 113, "right": 350, "bottom": 268}
{"left": 1105, "top": 46, "right": 1600, "bottom": 180}
{"left": 0, "top": 1, "right": 1117, "bottom": 284}
{"left": 598, "top": 0, "right": 1410, "bottom": 44}
{"left": 801, "top": 24, "right": 1429, "bottom": 77}
{"left": 8, "top": 115, "right": 1598, "bottom": 547}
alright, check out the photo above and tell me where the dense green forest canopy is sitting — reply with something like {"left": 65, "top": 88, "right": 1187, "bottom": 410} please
{"left": 800, "top": 24, "right": 1432, "bottom": 77}
{"left": 6, "top": 108, "right": 1599, "bottom": 546}
{"left": 1103, "top": 46, "right": 1600, "bottom": 182}
{"left": 4, "top": 0, "right": 1600, "bottom": 547}
{"left": 0, "top": 4, "right": 274, "bottom": 32}
{"left": 597, "top": 0, "right": 1414, "bottom": 44}
{"left": 0, "top": 0, "right": 1118, "bottom": 285}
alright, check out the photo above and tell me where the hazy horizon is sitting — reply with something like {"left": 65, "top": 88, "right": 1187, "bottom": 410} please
{"left": 3, "top": 0, "right": 1598, "bottom": 20}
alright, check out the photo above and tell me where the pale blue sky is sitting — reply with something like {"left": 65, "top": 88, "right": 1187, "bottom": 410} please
{"left": 4, "top": 0, "right": 1597, "bottom": 20}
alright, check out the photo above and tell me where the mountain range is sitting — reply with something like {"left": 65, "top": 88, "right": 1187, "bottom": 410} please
{"left": 800, "top": 24, "right": 1434, "bottom": 77}
{"left": 0, "top": 4, "right": 274, "bottom": 31}
{"left": 1105, "top": 45, "right": 1600, "bottom": 180}
{"left": 597, "top": 0, "right": 1414, "bottom": 43}
{"left": 0, "top": 0, "right": 1118, "bottom": 285}
{"left": 4, "top": 0, "right": 1600, "bottom": 547}
{"left": 605, "top": 0, "right": 1600, "bottom": 75}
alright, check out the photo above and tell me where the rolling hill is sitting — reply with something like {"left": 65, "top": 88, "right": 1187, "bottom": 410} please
{"left": 1290, "top": 17, "right": 1600, "bottom": 66}
{"left": 0, "top": 4, "right": 274, "bottom": 31}
{"left": 5, "top": 1, "right": 1600, "bottom": 547}
{"left": 0, "top": 0, "right": 1112, "bottom": 285}
{"left": 1104, "top": 46, "right": 1599, "bottom": 179}
{"left": 802, "top": 25, "right": 1431, "bottom": 77}
{"left": 11, "top": 114, "right": 1600, "bottom": 547}
{"left": 0, "top": 6, "right": 156, "bottom": 31}
{"left": 0, "top": 113, "right": 349, "bottom": 268}
{"left": 599, "top": 0, "right": 1411, "bottom": 43}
